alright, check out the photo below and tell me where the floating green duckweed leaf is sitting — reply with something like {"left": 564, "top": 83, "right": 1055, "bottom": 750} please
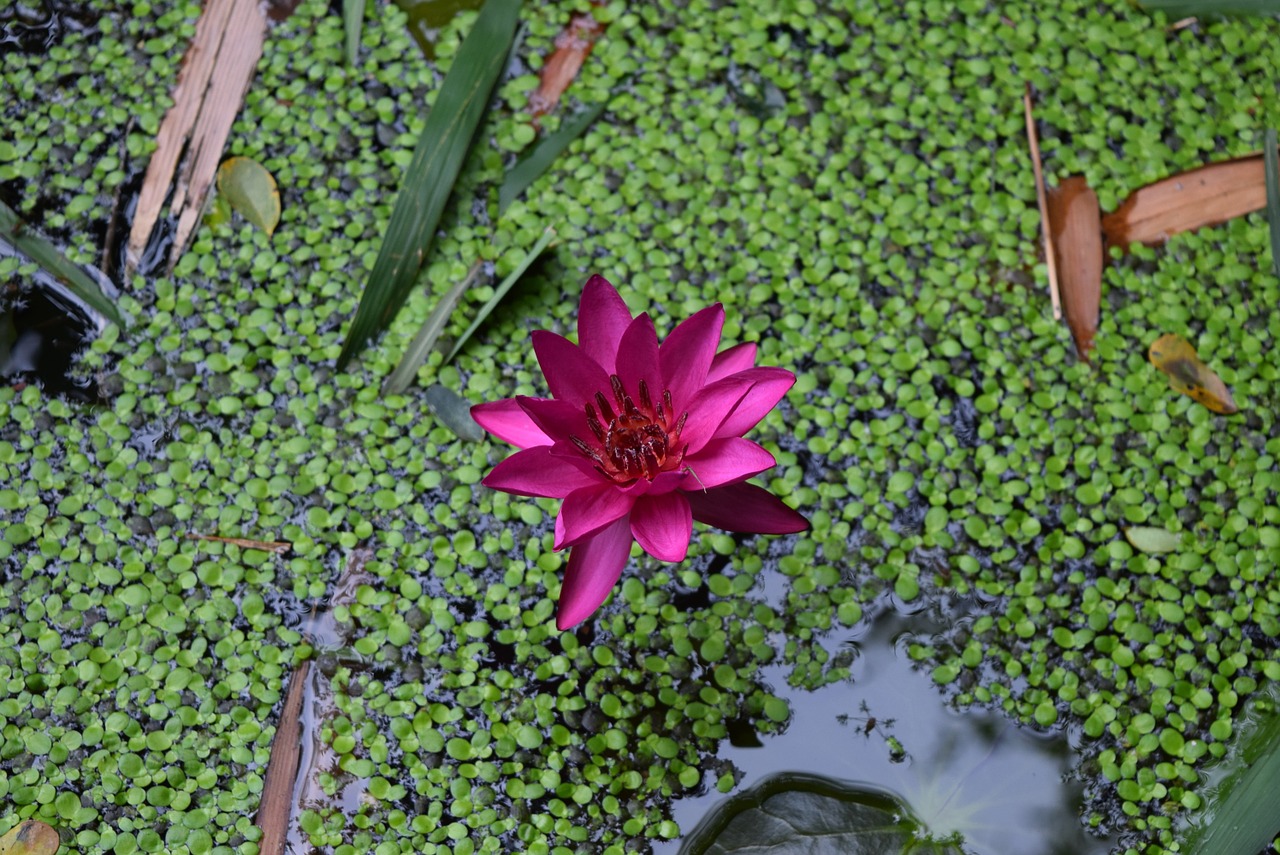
{"left": 1124, "top": 526, "right": 1182, "bottom": 554}
{"left": 337, "top": 0, "right": 522, "bottom": 369}
{"left": 1149, "top": 333, "right": 1239, "bottom": 414}
{"left": 215, "top": 156, "right": 281, "bottom": 236}
{"left": 0, "top": 820, "right": 60, "bottom": 855}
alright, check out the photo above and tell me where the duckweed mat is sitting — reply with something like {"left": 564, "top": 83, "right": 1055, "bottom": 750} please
{"left": 2, "top": 1, "right": 1280, "bottom": 854}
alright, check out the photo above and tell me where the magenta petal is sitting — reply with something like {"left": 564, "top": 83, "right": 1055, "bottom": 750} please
{"left": 680, "top": 437, "right": 776, "bottom": 490}
{"left": 556, "top": 516, "right": 633, "bottom": 630}
{"left": 556, "top": 481, "right": 639, "bottom": 549}
{"left": 577, "top": 275, "right": 634, "bottom": 374}
{"left": 630, "top": 493, "right": 692, "bottom": 562}
{"left": 708, "top": 342, "right": 757, "bottom": 382}
{"left": 533, "top": 330, "right": 612, "bottom": 408}
{"left": 483, "top": 446, "right": 603, "bottom": 498}
{"left": 472, "top": 398, "right": 553, "bottom": 448}
{"left": 518, "top": 397, "right": 588, "bottom": 444}
{"left": 713, "top": 367, "right": 796, "bottom": 439}
{"left": 686, "top": 482, "right": 810, "bottom": 534}
{"left": 659, "top": 304, "right": 725, "bottom": 409}
{"left": 614, "top": 313, "right": 663, "bottom": 406}
{"left": 677, "top": 371, "right": 759, "bottom": 454}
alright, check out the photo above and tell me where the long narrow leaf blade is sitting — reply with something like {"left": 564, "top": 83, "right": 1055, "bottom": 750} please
{"left": 343, "top": 0, "right": 363, "bottom": 66}
{"left": 0, "top": 199, "right": 124, "bottom": 328}
{"left": 382, "top": 260, "right": 483, "bottom": 395}
{"left": 1185, "top": 681, "right": 1280, "bottom": 855}
{"left": 337, "top": 0, "right": 521, "bottom": 369}
{"left": 498, "top": 99, "right": 608, "bottom": 216}
{"left": 1265, "top": 128, "right": 1280, "bottom": 278}
{"left": 1137, "top": 0, "right": 1280, "bottom": 14}
{"left": 445, "top": 226, "right": 556, "bottom": 364}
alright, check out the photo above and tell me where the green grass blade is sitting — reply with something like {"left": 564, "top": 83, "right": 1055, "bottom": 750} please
{"left": 382, "top": 260, "right": 483, "bottom": 396}
{"left": 444, "top": 226, "right": 556, "bottom": 364}
{"left": 343, "top": 0, "right": 363, "bottom": 66}
{"left": 1266, "top": 128, "right": 1280, "bottom": 278}
{"left": 1185, "top": 681, "right": 1280, "bottom": 854}
{"left": 0, "top": 199, "right": 124, "bottom": 328}
{"left": 336, "top": 0, "right": 521, "bottom": 370}
{"left": 498, "top": 98, "right": 609, "bottom": 216}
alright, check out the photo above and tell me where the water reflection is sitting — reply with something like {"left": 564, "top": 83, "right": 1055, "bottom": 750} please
{"left": 666, "top": 600, "right": 1116, "bottom": 855}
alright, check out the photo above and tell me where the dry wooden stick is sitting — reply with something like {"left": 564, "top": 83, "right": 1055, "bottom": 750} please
{"left": 185, "top": 533, "right": 292, "bottom": 554}
{"left": 1023, "top": 82, "right": 1061, "bottom": 321}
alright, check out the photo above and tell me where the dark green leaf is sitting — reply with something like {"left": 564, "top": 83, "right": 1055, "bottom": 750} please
{"left": 678, "top": 773, "right": 942, "bottom": 855}
{"left": 0, "top": 199, "right": 124, "bottom": 328}
{"left": 444, "top": 226, "right": 556, "bottom": 364}
{"left": 1266, "top": 128, "right": 1280, "bottom": 278}
{"left": 382, "top": 260, "right": 483, "bottom": 395}
{"left": 425, "top": 384, "right": 484, "bottom": 441}
{"left": 337, "top": 0, "right": 522, "bottom": 369}
{"left": 498, "top": 99, "right": 609, "bottom": 216}
{"left": 1185, "top": 681, "right": 1280, "bottom": 855}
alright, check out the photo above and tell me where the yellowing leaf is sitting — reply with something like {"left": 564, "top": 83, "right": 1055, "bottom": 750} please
{"left": 0, "top": 820, "right": 61, "bottom": 855}
{"left": 1148, "top": 333, "right": 1238, "bottom": 414}
{"left": 1124, "top": 526, "right": 1182, "bottom": 554}
{"left": 216, "top": 156, "right": 280, "bottom": 236}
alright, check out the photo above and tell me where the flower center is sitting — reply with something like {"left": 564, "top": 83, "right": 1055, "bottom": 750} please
{"left": 571, "top": 374, "right": 688, "bottom": 483}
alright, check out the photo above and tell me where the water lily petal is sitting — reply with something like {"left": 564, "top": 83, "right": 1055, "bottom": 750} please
{"left": 630, "top": 492, "right": 692, "bottom": 562}
{"left": 708, "top": 341, "right": 757, "bottom": 382}
{"left": 483, "top": 446, "right": 602, "bottom": 498}
{"left": 577, "top": 274, "right": 633, "bottom": 373}
{"left": 518, "top": 396, "right": 589, "bottom": 444}
{"left": 680, "top": 437, "right": 776, "bottom": 489}
{"left": 687, "top": 481, "right": 809, "bottom": 534}
{"left": 614, "top": 313, "right": 663, "bottom": 408}
{"left": 556, "top": 481, "right": 640, "bottom": 549}
{"left": 713, "top": 367, "right": 795, "bottom": 439}
{"left": 472, "top": 398, "right": 553, "bottom": 448}
{"left": 660, "top": 303, "right": 725, "bottom": 410}
{"left": 678, "top": 368, "right": 783, "bottom": 453}
{"left": 533, "top": 330, "right": 612, "bottom": 408}
{"left": 557, "top": 516, "right": 633, "bottom": 630}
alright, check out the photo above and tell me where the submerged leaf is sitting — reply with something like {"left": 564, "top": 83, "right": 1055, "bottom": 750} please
{"left": 0, "top": 820, "right": 60, "bottom": 855}
{"left": 1148, "top": 333, "right": 1238, "bottom": 414}
{"left": 216, "top": 156, "right": 281, "bottom": 235}
{"left": 425, "top": 384, "right": 484, "bottom": 441}
{"left": 1124, "top": 526, "right": 1182, "bottom": 554}
{"left": 382, "top": 261, "right": 484, "bottom": 396}
{"left": 1047, "top": 176, "right": 1102, "bottom": 359}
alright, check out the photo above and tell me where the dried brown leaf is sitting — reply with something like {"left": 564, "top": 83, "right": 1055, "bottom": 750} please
{"left": 528, "top": 12, "right": 604, "bottom": 121}
{"left": 256, "top": 659, "right": 309, "bottom": 855}
{"left": 1149, "top": 333, "right": 1239, "bottom": 414}
{"left": 1103, "top": 155, "right": 1266, "bottom": 250}
{"left": 127, "top": 0, "right": 268, "bottom": 273}
{"left": 1047, "top": 176, "right": 1102, "bottom": 360}
{"left": 0, "top": 821, "right": 60, "bottom": 855}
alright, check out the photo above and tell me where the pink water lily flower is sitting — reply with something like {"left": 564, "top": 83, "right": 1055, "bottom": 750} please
{"left": 472, "top": 275, "right": 809, "bottom": 630}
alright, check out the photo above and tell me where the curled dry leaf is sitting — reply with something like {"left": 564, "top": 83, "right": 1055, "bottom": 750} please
{"left": 528, "top": 12, "right": 604, "bottom": 121}
{"left": 1046, "top": 176, "right": 1102, "bottom": 360}
{"left": 0, "top": 820, "right": 60, "bottom": 855}
{"left": 1148, "top": 333, "right": 1238, "bottom": 414}
{"left": 1103, "top": 155, "right": 1267, "bottom": 251}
